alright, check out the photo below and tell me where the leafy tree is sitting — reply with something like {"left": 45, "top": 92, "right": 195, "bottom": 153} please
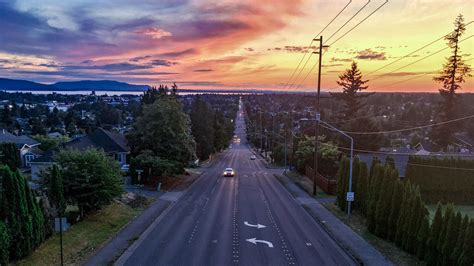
{"left": 33, "top": 135, "right": 69, "bottom": 151}
{"left": 131, "top": 150, "right": 183, "bottom": 182}
{"left": 54, "top": 149, "right": 123, "bottom": 218}
{"left": 190, "top": 97, "right": 215, "bottom": 160}
{"left": 0, "top": 221, "right": 9, "bottom": 265}
{"left": 127, "top": 91, "right": 196, "bottom": 172}
{"left": 432, "top": 14, "right": 472, "bottom": 148}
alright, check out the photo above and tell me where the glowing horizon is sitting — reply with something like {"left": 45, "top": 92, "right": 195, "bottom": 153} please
{"left": 0, "top": 0, "right": 472, "bottom": 92}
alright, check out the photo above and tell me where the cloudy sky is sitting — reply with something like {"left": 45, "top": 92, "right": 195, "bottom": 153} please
{"left": 0, "top": 0, "right": 472, "bottom": 92}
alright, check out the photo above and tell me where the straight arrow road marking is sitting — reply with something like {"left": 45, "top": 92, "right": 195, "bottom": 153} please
{"left": 244, "top": 221, "right": 266, "bottom": 229}
{"left": 246, "top": 238, "right": 274, "bottom": 248}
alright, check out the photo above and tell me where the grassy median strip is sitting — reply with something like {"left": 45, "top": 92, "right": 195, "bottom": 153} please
{"left": 18, "top": 201, "right": 143, "bottom": 266}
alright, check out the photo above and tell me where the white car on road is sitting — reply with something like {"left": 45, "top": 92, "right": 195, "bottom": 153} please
{"left": 223, "top": 168, "right": 235, "bottom": 177}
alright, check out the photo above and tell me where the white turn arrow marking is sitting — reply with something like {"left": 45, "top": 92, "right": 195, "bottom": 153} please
{"left": 246, "top": 238, "right": 274, "bottom": 248}
{"left": 244, "top": 221, "right": 266, "bottom": 229}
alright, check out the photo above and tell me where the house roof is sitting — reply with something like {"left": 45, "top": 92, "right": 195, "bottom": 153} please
{"left": 0, "top": 130, "right": 39, "bottom": 148}
{"left": 66, "top": 128, "right": 129, "bottom": 153}
{"left": 31, "top": 128, "right": 129, "bottom": 164}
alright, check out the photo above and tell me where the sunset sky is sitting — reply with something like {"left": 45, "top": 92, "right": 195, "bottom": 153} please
{"left": 0, "top": 0, "right": 472, "bottom": 92}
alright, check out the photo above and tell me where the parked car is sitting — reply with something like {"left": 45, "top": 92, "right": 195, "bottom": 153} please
{"left": 223, "top": 167, "right": 235, "bottom": 177}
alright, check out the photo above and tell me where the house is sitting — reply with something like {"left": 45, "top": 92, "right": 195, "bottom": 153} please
{"left": 0, "top": 129, "right": 42, "bottom": 167}
{"left": 30, "top": 128, "right": 130, "bottom": 180}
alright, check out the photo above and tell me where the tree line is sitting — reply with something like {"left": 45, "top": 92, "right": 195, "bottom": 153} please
{"left": 405, "top": 156, "right": 474, "bottom": 204}
{"left": 189, "top": 96, "right": 237, "bottom": 161}
{"left": 336, "top": 157, "right": 473, "bottom": 265}
{"left": 127, "top": 85, "right": 196, "bottom": 184}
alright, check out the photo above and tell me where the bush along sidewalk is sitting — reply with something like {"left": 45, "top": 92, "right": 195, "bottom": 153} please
{"left": 335, "top": 156, "right": 474, "bottom": 266}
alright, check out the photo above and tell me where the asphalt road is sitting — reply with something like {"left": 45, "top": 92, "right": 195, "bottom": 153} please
{"left": 118, "top": 102, "right": 356, "bottom": 266}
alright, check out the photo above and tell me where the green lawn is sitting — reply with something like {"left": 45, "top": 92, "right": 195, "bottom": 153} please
{"left": 18, "top": 201, "right": 143, "bottom": 266}
{"left": 427, "top": 204, "right": 474, "bottom": 220}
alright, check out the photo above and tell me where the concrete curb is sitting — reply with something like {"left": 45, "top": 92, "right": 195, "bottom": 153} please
{"left": 273, "top": 173, "right": 393, "bottom": 266}
{"left": 84, "top": 170, "right": 206, "bottom": 265}
{"left": 114, "top": 169, "right": 207, "bottom": 265}
{"left": 272, "top": 173, "right": 362, "bottom": 265}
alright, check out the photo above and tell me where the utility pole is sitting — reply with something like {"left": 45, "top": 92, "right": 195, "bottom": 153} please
{"left": 312, "top": 36, "right": 328, "bottom": 196}
{"left": 260, "top": 111, "right": 263, "bottom": 153}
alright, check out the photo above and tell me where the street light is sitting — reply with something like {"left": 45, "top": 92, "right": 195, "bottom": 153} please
{"left": 317, "top": 117, "right": 354, "bottom": 217}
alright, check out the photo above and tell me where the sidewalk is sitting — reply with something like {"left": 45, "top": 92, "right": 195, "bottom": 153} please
{"left": 85, "top": 172, "right": 202, "bottom": 265}
{"left": 275, "top": 173, "right": 393, "bottom": 266}
{"left": 85, "top": 199, "right": 171, "bottom": 265}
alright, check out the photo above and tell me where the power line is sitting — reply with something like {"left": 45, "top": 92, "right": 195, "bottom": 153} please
{"left": 289, "top": 0, "right": 371, "bottom": 90}
{"left": 370, "top": 35, "right": 474, "bottom": 82}
{"left": 328, "top": 0, "right": 389, "bottom": 46}
{"left": 367, "top": 20, "right": 474, "bottom": 76}
{"left": 320, "top": 114, "right": 474, "bottom": 135}
{"left": 291, "top": 0, "right": 389, "bottom": 90}
{"left": 325, "top": 0, "right": 371, "bottom": 43}
{"left": 288, "top": 133, "right": 474, "bottom": 171}
{"left": 372, "top": 57, "right": 473, "bottom": 90}
{"left": 284, "top": 0, "right": 352, "bottom": 90}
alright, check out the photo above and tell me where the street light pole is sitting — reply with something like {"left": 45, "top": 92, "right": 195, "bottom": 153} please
{"left": 319, "top": 119, "right": 354, "bottom": 217}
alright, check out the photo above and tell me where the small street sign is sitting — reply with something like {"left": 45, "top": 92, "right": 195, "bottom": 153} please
{"left": 346, "top": 192, "right": 355, "bottom": 202}
{"left": 54, "top": 217, "right": 69, "bottom": 232}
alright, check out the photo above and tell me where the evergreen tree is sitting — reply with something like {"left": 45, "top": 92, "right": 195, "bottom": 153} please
{"left": 0, "top": 221, "right": 9, "bottom": 265}
{"left": 387, "top": 180, "right": 403, "bottom": 241}
{"left": 48, "top": 164, "right": 65, "bottom": 214}
{"left": 336, "top": 157, "right": 349, "bottom": 211}
{"left": 452, "top": 215, "right": 470, "bottom": 264}
{"left": 0, "top": 143, "right": 21, "bottom": 170}
{"left": 405, "top": 192, "right": 425, "bottom": 253}
{"left": 458, "top": 220, "right": 474, "bottom": 266}
{"left": 127, "top": 91, "right": 196, "bottom": 172}
{"left": 425, "top": 202, "right": 444, "bottom": 265}
{"left": 441, "top": 211, "right": 462, "bottom": 265}
{"left": 395, "top": 182, "right": 412, "bottom": 247}
{"left": 432, "top": 14, "right": 472, "bottom": 148}
{"left": 416, "top": 216, "right": 430, "bottom": 260}
{"left": 190, "top": 97, "right": 215, "bottom": 160}
{"left": 0, "top": 166, "right": 30, "bottom": 259}
{"left": 355, "top": 162, "right": 369, "bottom": 214}
{"left": 367, "top": 164, "right": 384, "bottom": 233}
{"left": 374, "top": 166, "right": 395, "bottom": 238}
{"left": 437, "top": 204, "right": 455, "bottom": 263}
{"left": 331, "top": 61, "right": 371, "bottom": 120}
{"left": 384, "top": 156, "right": 395, "bottom": 169}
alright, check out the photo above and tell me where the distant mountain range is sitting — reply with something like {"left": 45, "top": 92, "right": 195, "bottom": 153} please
{"left": 0, "top": 78, "right": 150, "bottom": 91}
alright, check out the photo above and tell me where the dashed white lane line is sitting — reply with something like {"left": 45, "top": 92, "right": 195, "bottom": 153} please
{"left": 259, "top": 186, "right": 296, "bottom": 265}
{"left": 232, "top": 178, "right": 240, "bottom": 264}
